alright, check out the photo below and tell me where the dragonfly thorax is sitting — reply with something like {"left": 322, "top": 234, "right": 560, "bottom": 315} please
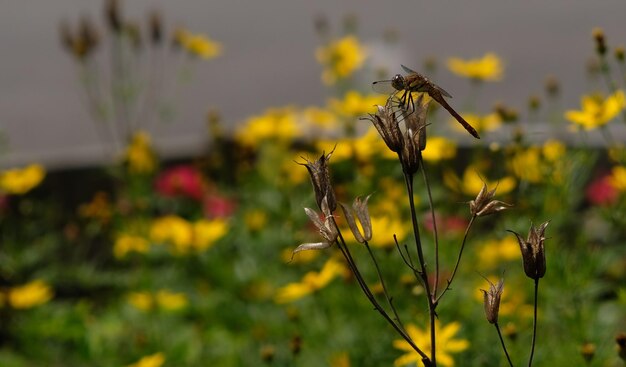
{"left": 391, "top": 74, "right": 406, "bottom": 91}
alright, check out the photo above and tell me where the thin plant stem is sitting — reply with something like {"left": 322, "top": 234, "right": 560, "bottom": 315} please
{"left": 364, "top": 241, "right": 405, "bottom": 331}
{"left": 331, "top": 222, "right": 430, "bottom": 363}
{"left": 528, "top": 278, "right": 540, "bottom": 367}
{"left": 403, "top": 170, "right": 436, "bottom": 366}
{"left": 419, "top": 156, "right": 441, "bottom": 297}
{"left": 435, "top": 215, "right": 476, "bottom": 304}
{"left": 495, "top": 322, "right": 514, "bottom": 367}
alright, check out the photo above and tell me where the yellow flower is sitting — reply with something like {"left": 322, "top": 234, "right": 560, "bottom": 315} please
{"left": 127, "top": 292, "right": 153, "bottom": 311}
{"left": 508, "top": 147, "right": 543, "bottom": 183}
{"left": 175, "top": 29, "right": 221, "bottom": 59}
{"left": 114, "top": 234, "right": 150, "bottom": 259}
{"left": 447, "top": 53, "right": 503, "bottom": 81}
{"left": 280, "top": 155, "right": 310, "bottom": 185}
{"left": 0, "top": 164, "right": 45, "bottom": 195}
{"left": 192, "top": 218, "right": 228, "bottom": 251}
{"left": 150, "top": 215, "right": 193, "bottom": 253}
{"left": 443, "top": 167, "right": 516, "bottom": 196}
{"left": 422, "top": 136, "right": 457, "bottom": 162}
{"left": 303, "top": 107, "right": 338, "bottom": 130}
{"left": 125, "top": 131, "right": 157, "bottom": 174}
{"left": 477, "top": 237, "right": 521, "bottom": 269}
{"left": 542, "top": 139, "right": 566, "bottom": 162}
{"left": 78, "top": 191, "right": 112, "bottom": 222}
{"left": 329, "top": 91, "right": 386, "bottom": 118}
{"left": 274, "top": 258, "right": 346, "bottom": 304}
{"left": 127, "top": 352, "right": 165, "bottom": 367}
{"left": 330, "top": 352, "right": 351, "bottom": 367}
{"left": 369, "top": 214, "right": 410, "bottom": 248}
{"left": 315, "top": 127, "right": 396, "bottom": 163}
{"left": 450, "top": 113, "right": 502, "bottom": 135}
{"left": 393, "top": 320, "right": 469, "bottom": 367}
{"left": 244, "top": 210, "right": 268, "bottom": 232}
{"left": 8, "top": 280, "right": 53, "bottom": 309}
{"left": 608, "top": 166, "right": 626, "bottom": 191}
{"left": 565, "top": 90, "right": 626, "bottom": 130}
{"left": 235, "top": 107, "right": 300, "bottom": 148}
{"left": 315, "top": 35, "right": 366, "bottom": 85}
{"left": 156, "top": 289, "right": 188, "bottom": 311}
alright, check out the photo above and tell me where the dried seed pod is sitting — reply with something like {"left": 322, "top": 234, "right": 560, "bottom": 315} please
{"left": 508, "top": 221, "right": 549, "bottom": 280}
{"left": 481, "top": 278, "right": 504, "bottom": 324}
{"left": 469, "top": 182, "right": 512, "bottom": 217}
{"left": 149, "top": 10, "right": 163, "bottom": 45}
{"left": 339, "top": 194, "right": 372, "bottom": 243}
{"left": 298, "top": 151, "right": 336, "bottom": 212}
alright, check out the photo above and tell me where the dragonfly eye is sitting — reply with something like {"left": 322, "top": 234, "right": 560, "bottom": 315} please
{"left": 391, "top": 74, "right": 405, "bottom": 91}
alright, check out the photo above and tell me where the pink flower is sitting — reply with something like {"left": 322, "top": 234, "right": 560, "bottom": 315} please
{"left": 203, "top": 194, "right": 236, "bottom": 219}
{"left": 155, "top": 165, "right": 205, "bottom": 201}
{"left": 423, "top": 214, "right": 468, "bottom": 236}
{"left": 586, "top": 174, "right": 618, "bottom": 206}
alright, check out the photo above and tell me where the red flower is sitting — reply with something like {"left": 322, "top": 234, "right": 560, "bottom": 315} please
{"left": 203, "top": 193, "right": 236, "bottom": 219}
{"left": 423, "top": 214, "right": 468, "bottom": 236}
{"left": 155, "top": 165, "right": 205, "bottom": 201}
{"left": 586, "top": 174, "right": 618, "bottom": 206}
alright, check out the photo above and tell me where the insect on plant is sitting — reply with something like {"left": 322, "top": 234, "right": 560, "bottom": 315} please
{"left": 373, "top": 65, "right": 481, "bottom": 139}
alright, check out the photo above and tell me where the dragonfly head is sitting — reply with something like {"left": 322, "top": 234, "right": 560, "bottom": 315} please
{"left": 391, "top": 74, "right": 405, "bottom": 91}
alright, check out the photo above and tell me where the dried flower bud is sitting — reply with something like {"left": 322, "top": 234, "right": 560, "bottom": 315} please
{"left": 592, "top": 27, "right": 607, "bottom": 56}
{"left": 469, "top": 182, "right": 512, "bottom": 217}
{"left": 528, "top": 94, "right": 541, "bottom": 111}
{"left": 545, "top": 75, "right": 560, "bottom": 98}
{"left": 290, "top": 334, "right": 302, "bottom": 356}
{"left": 403, "top": 93, "right": 429, "bottom": 152}
{"left": 260, "top": 345, "right": 275, "bottom": 363}
{"left": 149, "top": 10, "right": 163, "bottom": 45}
{"left": 79, "top": 17, "right": 99, "bottom": 58}
{"left": 580, "top": 342, "right": 595, "bottom": 364}
{"left": 59, "top": 21, "right": 75, "bottom": 54}
{"left": 508, "top": 221, "right": 549, "bottom": 280}
{"left": 615, "top": 46, "right": 625, "bottom": 63}
{"left": 105, "top": 0, "right": 122, "bottom": 33}
{"left": 340, "top": 194, "right": 372, "bottom": 243}
{"left": 617, "top": 333, "right": 626, "bottom": 361}
{"left": 481, "top": 278, "right": 504, "bottom": 324}
{"left": 291, "top": 196, "right": 338, "bottom": 258}
{"left": 299, "top": 151, "right": 336, "bottom": 212}
{"left": 362, "top": 99, "right": 403, "bottom": 153}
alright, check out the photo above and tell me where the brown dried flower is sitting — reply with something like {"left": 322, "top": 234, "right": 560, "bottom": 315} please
{"left": 298, "top": 151, "right": 336, "bottom": 212}
{"left": 469, "top": 182, "right": 512, "bottom": 217}
{"left": 339, "top": 195, "right": 372, "bottom": 243}
{"left": 292, "top": 196, "right": 338, "bottom": 257}
{"left": 617, "top": 333, "right": 626, "bottom": 361}
{"left": 508, "top": 221, "right": 549, "bottom": 280}
{"left": 362, "top": 98, "right": 404, "bottom": 153}
{"left": 481, "top": 278, "right": 504, "bottom": 324}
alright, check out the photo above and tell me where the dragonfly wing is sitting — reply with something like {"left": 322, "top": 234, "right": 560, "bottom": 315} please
{"left": 401, "top": 64, "right": 418, "bottom": 74}
{"left": 433, "top": 83, "right": 453, "bottom": 98}
{"left": 372, "top": 80, "right": 397, "bottom": 94}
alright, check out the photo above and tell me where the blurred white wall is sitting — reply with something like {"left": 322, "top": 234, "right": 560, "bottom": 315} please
{"left": 1, "top": 0, "right": 626, "bottom": 169}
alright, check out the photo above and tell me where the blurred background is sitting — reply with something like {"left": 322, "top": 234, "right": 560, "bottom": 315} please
{"left": 1, "top": 1, "right": 626, "bottom": 367}
{"left": 2, "top": 0, "right": 626, "bottom": 168}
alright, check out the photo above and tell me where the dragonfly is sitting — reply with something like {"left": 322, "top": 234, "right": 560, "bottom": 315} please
{"left": 373, "top": 65, "right": 480, "bottom": 139}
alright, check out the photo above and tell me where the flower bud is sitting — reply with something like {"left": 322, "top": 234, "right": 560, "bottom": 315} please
{"left": 105, "top": 0, "right": 122, "bottom": 33}
{"left": 339, "top": 194, "right": 372, "bottom": 243}
{"left": 149, "top": 10, "right": 163, "bottom": 45}
{"left": 481, "top": 278, "right": 504, "bottom": 324}
{"left": 580, "top": 342, "right": 595, "bottom": 364}
{"left": 469, "top": 182, "right": 512, "bottom": 217}
{"left": 615, "top": 46, "right": 625, "bottom": 63}
{"left": 508, "top": 221, "right": 549, "bottom": 280}
{"left": 592, "top": 27, "right": 607, "bottom": 56}
{"left": 299, "top": 151, "right": 336, "bottom": 212}
{"left": 362, "top": 99, "right": 403, "bottom": 153}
